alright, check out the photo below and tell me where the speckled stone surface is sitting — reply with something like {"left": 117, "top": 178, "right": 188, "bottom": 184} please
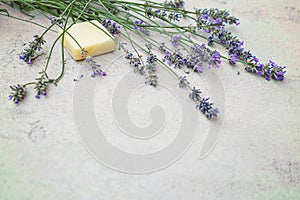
{"left": 0, "top": 0, "right": 300, "bottom": 199}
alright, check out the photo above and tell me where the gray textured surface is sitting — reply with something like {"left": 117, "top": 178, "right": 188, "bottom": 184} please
{"left": 1, "top": 0, "right": 300, "bottom": 199}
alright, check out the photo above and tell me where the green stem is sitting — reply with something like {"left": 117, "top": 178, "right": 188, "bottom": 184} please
{"left": 0, "top": 13, "right": 56, "bottom": 31}
{"left": 54, "top": 0, "right": 93, "bottom": 82}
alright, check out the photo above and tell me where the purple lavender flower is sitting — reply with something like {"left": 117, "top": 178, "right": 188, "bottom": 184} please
{"left": 205, "top": 29, "right": 211, "bottom": 33}
{"left": 165, "top": 0, "right": 185, "bottom": 8}
{"left": 162, "top": 50, "right": 185, "bottom": 69}
{"left": 174, "top": 59, "right": 185, "bottom": 68}
{"left": 237, "top": 41, "right": 244, "bottom": 51}
{"left": 202, "top": 13, "right": 209, "bottom": 19}
{"left": 146, "top": 8, "right": 167, "bottom": 19}
{"left": 229, "top": 54, "right": 238, "bottom": 65}
{"left": 195, "top": 65, "right": 203, "bottom": 73}
{"left": 185, "top": 44, "right": 221, "bottom": 71}
{"left": 188, "top": 86, "right": 219, "bottom": 119}
{"left": 215, "top": 18, "right": 222, "bottom": 25}
{"left": 19, "top": 35, "right": 46, "bottom": 64}
{"left": 158, "top": 42, "right": 167, "bottom": 53}
{"left": 162, "top": 51, "right": 171, "bottom": 63}
{"left": 168, "top": 11, "right": 182, "bottom": 21}
{"left": 274, "top": 70, "right": 285, "bottom": 81}
{"left": 243, "top": 50, "right": 253, "bottom": 61}
{"left": 34, "top": 71, "right": 49, "bottom": 99}
{"left": 146, "top": 54, "right": 157, "bottom": 73}
{"left": 227, "top": 40, "right": 244, "bottom": 56}
{"left": 195, "top": 8, "right": 239, "bottom": 32}
{"left": 268, "top": 60, "right": 286, "bottom": 81}
{"left": 255, "top": 63, "right": 264, "bottom": 75}
{"left": 50, "top": 15, "right": 64, "bottom": 27}
{"left": 252, "top": 56, "right": 259, "bottom": 63}
{"left": 194, "top": 7, "right": 285, "bottom": 81}
{"left": 134, "top": 20, "right": 150, "bottom": 35}
{"left": 171, "top": 35, "right": 182, "bottom": 47}
{"left": 245, "top": 60, "right": 286, "bottom": 81}
{"left": 208, "top": 50, "right": 221, "bottom": 68}
{"left": 19, "top": 54, "right": 25, "bottom": 60}
{"left": 86, "top": 56, "right": 107, "bottom": 78}
{"left": 208, "top": 36, "right": 214, "bottom": 46}
{"left": 102, "top": 19, "right": 121, "bottom": 35}
{"left": 145, "top": 7, "right": 182, "bottom": 21}
{"left": 9, "top": 84, "right": 27, "bottom": 104}
{"left": 178, "top": 76, "right": 190, "bottom": 88}
{"left": 196, "top": 97, "right": 219, "bottom": 119}
{"left": 189, "top": 87, "right": 202, "bottom": 101}
{"left": 205, "top": 21, "right": 286, "bottom": 81}
{"left": 145, "top": 74, "right": 158, "bottom": 87}
{"left": 124, "top": 51, "right": 145, "bottom": 75}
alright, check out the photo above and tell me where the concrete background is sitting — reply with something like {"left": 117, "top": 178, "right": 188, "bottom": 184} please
{"left": 0, "top": 0, "right": 300, "bottom": 199}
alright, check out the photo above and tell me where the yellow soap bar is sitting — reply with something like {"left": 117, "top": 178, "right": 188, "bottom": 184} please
{"left": 58, "top": 20, "right": 115, "bottom": 60}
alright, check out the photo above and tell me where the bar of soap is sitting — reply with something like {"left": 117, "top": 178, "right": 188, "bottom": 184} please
{"left": 58, "top": 20, "right": 115, "bottom": 60}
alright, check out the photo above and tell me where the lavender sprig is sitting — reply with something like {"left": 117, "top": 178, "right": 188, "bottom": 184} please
{"left": 134, "top": 20, "right": 150, "bottom": 35}
{"left": 145, "top": 7, "right": 182, "bottom": 21}
{"left": 188, "top": 87, "right": 218, "bottom": 119}
{"left": 146, "top": 54, "right": 158, "bottom": 74}
{"left": 9, "top": 84, "right": 27, "bottom": 104}
{"left": 145, "top": 73, "right": 158, "bottom": 87}
{"left": 86, "top": 56, "right": 107, "bottom": 77}
{"left": 102, "top": 19, "right": 121, "bottom": 35}
{"left": 171, "top": 35, "right": 182, "bottom": 47}
{"left": 19, "top": 35, "right": 46, "bottom": 64}
{"left": 195, "top": 8, "right": 240, "bottom": 32}
{"left": 34, "top": 71, "right": 49, "bottom": 99}
{"left": 245, "top": 60, "right": 286, "bottom": 81}
{"left": 196, "top": 97, "right": 219, "bottom": 119}
{"left": 178, "top": 75, "right": 190, "bottom": 88}
{"left": 163, "top": 50, "right": 185, "bottom": 69}
{"left": 163, "top": 44, "right": 221, "bottom": 71}
{"left": 165, "top": 0, "right": 185, "bottom": 9}
{"left": 145, "top": 7, "right": 167, "bottom": 19}
{"left": 125, "top": 50, "right": 145, "bottom": 75}
{"left": 50, "top": 15, "right": 64, "bottom": 27}
{"left": 167, "top": 11, "right": 182, "bottom": 21}
{"left": 182, "top": 85, "right": 218, "bottom": 119}
{"left": 195, "top": 9, "right": 286, "bottom": 81}
{"left": 145, "top": 48, "right": 158, "bottom": 87}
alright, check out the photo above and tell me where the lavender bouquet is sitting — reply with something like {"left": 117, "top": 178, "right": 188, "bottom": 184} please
{"left": 1, "top": 0, "right": 286, "bottom": 120}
